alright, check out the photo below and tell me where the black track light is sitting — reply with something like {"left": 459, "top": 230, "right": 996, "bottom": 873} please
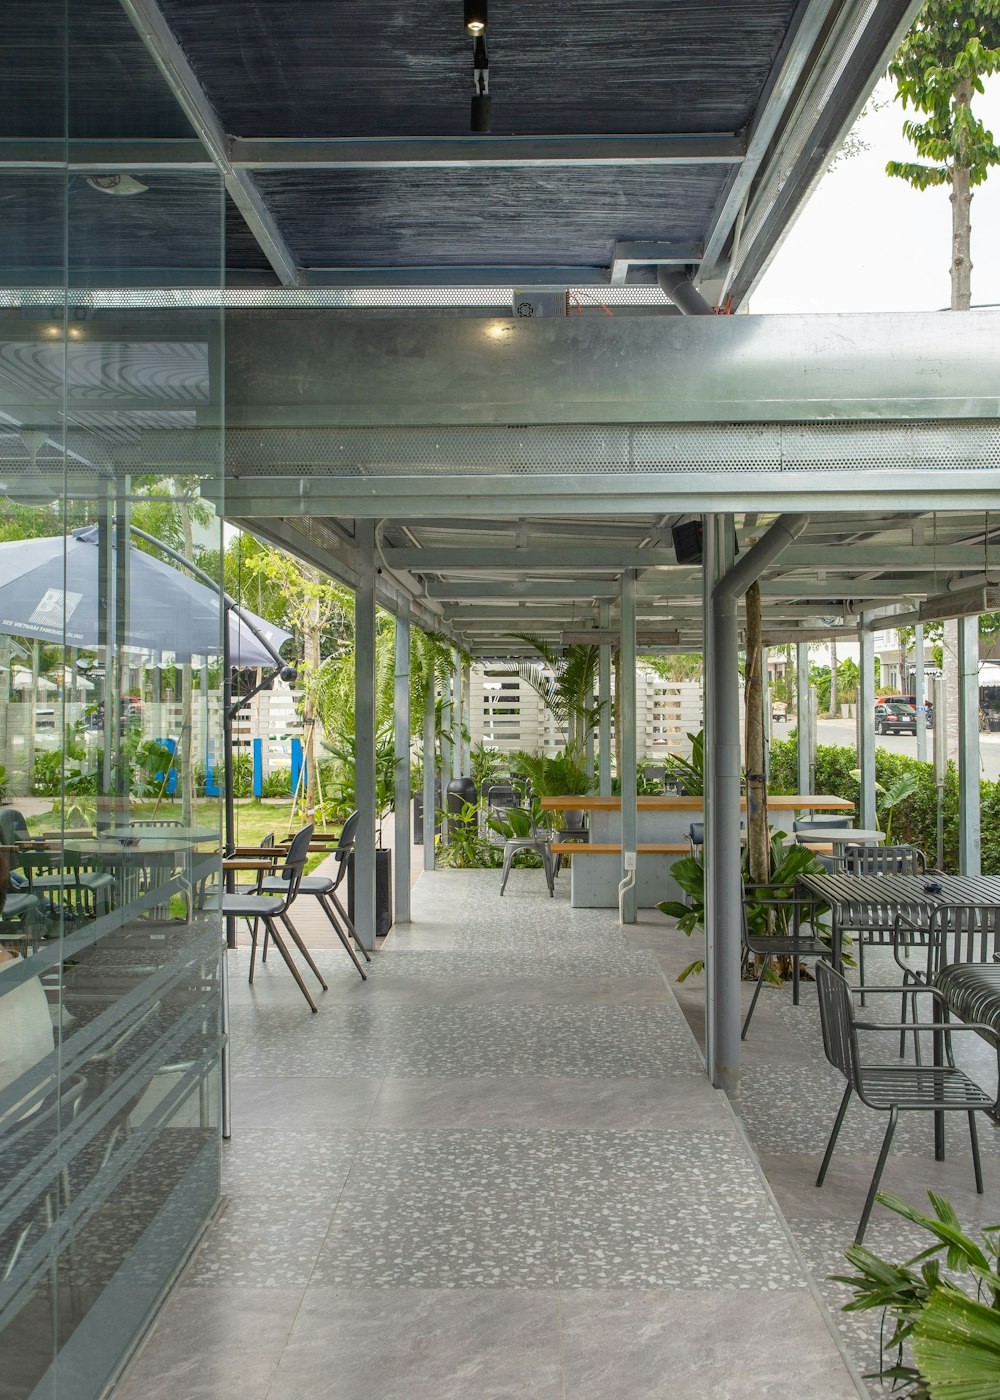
{"left": 471, "top": 33, "right": 490, "bottom": 132}
{"left": 464, "top": 0, "right": 487, "bottom": 34}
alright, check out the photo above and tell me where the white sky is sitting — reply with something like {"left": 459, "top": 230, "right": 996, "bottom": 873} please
{"left": 752, "top": 76, "right": 1000, "bottom": 314}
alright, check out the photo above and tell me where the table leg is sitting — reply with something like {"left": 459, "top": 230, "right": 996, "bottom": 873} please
{"left": 934, "top": 1023, "right": 945, "bottom": 1160}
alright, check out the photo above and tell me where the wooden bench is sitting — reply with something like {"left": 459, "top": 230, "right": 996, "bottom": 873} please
{"left": 550, "top": 842, "right": 688, "bottom": 856}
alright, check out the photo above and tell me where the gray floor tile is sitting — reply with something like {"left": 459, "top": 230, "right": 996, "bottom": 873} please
{"left": 186, "top": 1196, "right": 336, "bottom": 1287}
{"left": 264, "top": 1286, "right": 563, "bottom": 1399}
{"left": 228, "top": 1076, "right": 384, "bottom": 1129}
{"left": 560, "top": 1288, "right": 860, "bottom": 1399}
{"left": 116, "top": 1286, "right": 304, "bottom": 1400}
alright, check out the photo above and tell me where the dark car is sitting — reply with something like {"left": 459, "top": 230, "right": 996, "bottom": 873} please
{"left": 874, "top": 701, "right": 917, "bottom": 735}
{"left": 877, "top": 693, "right": 934, "bottom": 729}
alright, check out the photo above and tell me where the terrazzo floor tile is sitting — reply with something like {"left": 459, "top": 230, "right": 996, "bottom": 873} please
{"left": 185, "top": 1195, "right": 336, "bottom": 1287}
{"left": 263, "top": 1286, "right": 564, "bottom": 1400}
{"left": 228, "top": 1074, "right": 384, "bottom": 1129}
{"left": 220, "top": 1127, "right": 362, "bottom": 1200}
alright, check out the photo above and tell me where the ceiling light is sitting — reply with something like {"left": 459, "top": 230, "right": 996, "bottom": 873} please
{"left": 471, "top": 34, "right": 490, "bottom": 132}
{"left": 464, "top": 0, "right": 487, "bottom": 33}
{"left": 86, "top": 174, "right": 148, "bottom": 197}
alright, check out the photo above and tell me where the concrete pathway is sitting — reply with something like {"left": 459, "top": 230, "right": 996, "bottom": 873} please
{"left": 118, "top": 870, "right": 862, "bottom": 1400}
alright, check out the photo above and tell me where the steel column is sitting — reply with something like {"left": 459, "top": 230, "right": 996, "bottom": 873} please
{"left": 796, "top": 644, "right": 810, "bottom": 794}
{"left": 761, "top": 647, "right": 771, "bottom": 779}
{"left": 598, "top": 602, "right": 613, "bottom": 798}
{"left": 451, "top": 654, "right": 462, "bottom": 781}
{"left": 394, "top": 607, "right": 412, "bottom": 923}
{"left": 958, "top": 615, "right": 981, "bottom": 876}
{"left": 702, "top": 515, "right": 719, "bottom": 1078}
{"left": 914, "top": 623, "right": 928, "bottom": 761}
{"left": 439, "top": 661, "right": 452, "bottom": 844}
{"left": 423, "top": 670, "right": 436, "bottom": 873}
{"left": 619, "top": 571, "right": 638, "bottom": 923}
{"left": 354, "top": 522, "right": 377, "bottom": 950}
{"left": 859, "top": 622, "right": 877, "bottom": 831}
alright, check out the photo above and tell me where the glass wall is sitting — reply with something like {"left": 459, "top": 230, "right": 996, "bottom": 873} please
{"left": 0, "top": 3, "right": 225, "bottom": 1395}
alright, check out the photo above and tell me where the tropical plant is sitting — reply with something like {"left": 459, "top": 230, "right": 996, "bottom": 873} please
{"left": 435, "top": 800, "right": 501, "bottom": 869}
{"left": 833, "top": 1190, "right": 1000, "bottom": 1397}
{"left": 657, "top": 830, "right": 829, "bottom": 982}
{"left": 887, "top": 2, "right": 1000, "bottom": 311}
{"left": 470, "top": 742, "right": 508, "bottom": 794}
{"left": 321, "top": 724, "right": 396, "bottom": 842}
{"left": 849, "top": 767, "right": 920, "bottom": 844}
{"left": 663, "top": 730, "right": 705, "bottom": 796}
{"left": 508, "top": 749, "right": 592, "bottom": 799}
{"left": 258, "top": 769, "right": 292, "bottom": 799}
{"left": 501, "top": 634, "right": 605, "bottom": 763}
{"left": 0, "top": 763, "right": 9, "bottom": 805}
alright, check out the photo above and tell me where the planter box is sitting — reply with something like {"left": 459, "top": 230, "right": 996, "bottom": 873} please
{"left": 347, "top": 847, "right": 393, "bottom": 937}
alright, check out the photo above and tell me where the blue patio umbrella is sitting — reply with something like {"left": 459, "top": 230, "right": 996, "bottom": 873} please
{"left": 0, "top": 528, "right": 291, "bottom": 666}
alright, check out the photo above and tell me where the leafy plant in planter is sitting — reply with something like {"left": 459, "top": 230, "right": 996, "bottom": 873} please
{"left": 657, "top": 830, "right": 829, "bottom": 982}
{"left": 662, "top": 730, "right": 705, "bottom": 796}
{"left": 435, "top": 799, "right": 502, "bottom": 869}
{"left": 848, "top": 767, "right": 920, "bottom": 845}
{"left": 834, "top": 1190, "right": 1000, "bottom": 1398}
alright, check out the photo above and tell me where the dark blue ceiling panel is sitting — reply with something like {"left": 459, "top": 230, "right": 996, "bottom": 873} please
{"left": 2, "top": 172, "right": 223, "bottom": 280}
{"left": 0, "top": 0, "right": 194, "bottom": 142}
{"left": 158, "top": 0, "right": 797, "bottom": 138}
{"left": 253, "top": 165, "right": 727, "bottom": 269}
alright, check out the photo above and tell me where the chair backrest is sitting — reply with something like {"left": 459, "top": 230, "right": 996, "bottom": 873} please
{"left": 814, "top": 961, "right": 861, "bottom": 1088}
{"left": 132, "top": 818, "right": 182, "bottom": 828}
{"left": 843, "top": 844, "right": 925, "bottom": 876}
{"left": 0, "top": 953, "right": 57, "bottom": 1123}
{"left": 688, "top": 822, "right": 705, "bottom": 847}
{"left": 330, "top": 811, "right": 360, "bottom": 892}
{"left": 929, "top": 903, "right": 1000, "bottom": 976}
{"left": 486, "top": 784, "right": 517, "bottom": 809}
{"left": 793, "top": 816, "right": 852, "bottom": 833}
{"left": 255, "top": 832, "right": 275, "bottom": 892}
{"left": 0, "top": 809, "right": 30, "bottom": 872}
{"left": 278, "top": 824, "right": 314, "bottom": 901}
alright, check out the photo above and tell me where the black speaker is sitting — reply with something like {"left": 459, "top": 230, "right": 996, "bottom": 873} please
{"left": 671, "top": 520, "right": 703, "bottom": 565}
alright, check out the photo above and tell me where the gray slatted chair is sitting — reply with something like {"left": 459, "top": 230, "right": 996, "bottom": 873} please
{"left": 259, "top": 812, "right": 368, "bottom": 979}
{"left": 814, "top": 960, "right": 998, "bottom": 1243}
{"left": 894, "top": 903, "right": 1000, "bottom": 1061}
{"left": 208, "top": 824, "right": 327, "bottom": 1012}
{"left": 842, "top": 844, "right": 927, "bottom": 999}
{"left": 792, "top": 815, "right": 854, "bottom": 872}
{"left": 741, "top": 883, "right": 833, "bottom": 1038}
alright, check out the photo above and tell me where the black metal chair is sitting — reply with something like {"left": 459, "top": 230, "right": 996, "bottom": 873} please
{"left": 208, "top": 824, "right": 327, "bottom": 1012}
{"left": 740, "top": 883, "right": 833, "bottom": 1038}
{"left": 814, "top": 960, "right": 998, "bottom": 1243}
{"left": 841, "top": 844, "right": 927, "bottom": 996}
{"left": 259, "top": 812, "right": 368, "bottom": 979}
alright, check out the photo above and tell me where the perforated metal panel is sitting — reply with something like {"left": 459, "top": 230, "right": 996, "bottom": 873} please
{"left": 224, "top": 420, "right": 1000, "bottom": 477}
{"left": 0, "top": 286, "right": 671, "bottom": 309}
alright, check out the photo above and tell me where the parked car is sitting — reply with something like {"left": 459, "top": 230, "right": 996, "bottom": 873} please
{"left": 876, "top": 693, "right": 934, "bottom": 729}
{"left": 874, "top": 701, "right": 917, "bottom": 735}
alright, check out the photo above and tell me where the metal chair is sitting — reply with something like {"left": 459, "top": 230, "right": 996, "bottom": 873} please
{"left": 814, "top": 960, "right": 998, "bottom": 1243}
{"left": 894, "top": 903, "right": 1000, "bottom": 1060}
{"left": 842, "top": 844, "right": 927, "bottom": 995}
{"left": 497, "top": 802, "right": 555, "bottom": 898}
{"left": 740, "top": 883, "right": 833, "bottom": 1038}
{"left": 208, "top": 824, "right": 327, "bottom": 1012}
{"left": 259, "top": 813, "right": 368, "bottom": 979}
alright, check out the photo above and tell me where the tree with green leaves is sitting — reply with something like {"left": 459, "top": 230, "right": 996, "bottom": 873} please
{"left": 502, "top": 635, "right": 605, "bottom": 764}
{"left": 887, "top": 2, "right": 1000, "bottom": 309}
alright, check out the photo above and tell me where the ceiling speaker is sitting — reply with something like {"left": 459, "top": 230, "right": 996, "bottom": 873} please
{"left": 671, "top": 520, "right": 703, "bottom": 566}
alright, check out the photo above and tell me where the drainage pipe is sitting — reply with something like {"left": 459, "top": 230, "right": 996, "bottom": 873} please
{"left": 657, "top": 265, "right": 714, "bottom": 317}
{"left": 710, "top": 514, "right": 809, "bottom": 1096}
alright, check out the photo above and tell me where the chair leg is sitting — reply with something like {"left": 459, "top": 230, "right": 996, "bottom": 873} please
{"left": 248, "top": 915, "right": 260, "bottom": 984}
{"left": 318, "top": 894, "right": 368, "bottom": 981}
{"left": 969, "top": 1110, "right": 984, "bottom": 1195}
{"left": 263, "top": 917, "right": 318, "bottom": 1012}
{"left": 261, "top": 924, "right": 270, "bottom": 964}
{"left": 500, "top": 847, "right": 514, "bottom": 896}
{"left": 816, "top": 1083, "right": 852, "bottom": 1188}
{"left": 857, "top": 940, "right": 866, "bottom": 1006}
{"left": 279, "top": 911, "right": 329, "bottom": 991}
{"left": 856, "top": 1107, "right": 898, "bottom": 1244}
{"left": 741, "top": 954, "right": 771, "bottom": 1040}
{"left": 542, "top": 847, "right": 555, "bottom": 897}
{"left": 330, "top": 892, "right": 372, "bottom": 962}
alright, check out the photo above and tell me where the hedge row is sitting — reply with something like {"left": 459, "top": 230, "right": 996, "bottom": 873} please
{"left": 767, "top": 738, "right": 999, "bottom": 876}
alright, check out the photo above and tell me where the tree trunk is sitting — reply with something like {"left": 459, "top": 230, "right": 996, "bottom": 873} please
{"left": 823, "top": 638, "right": 834, "bottom": 716}
{"left": 744, "top": 582, "right": 770, "bottom": 886}
{"left": 951, "top": 78, "right": 973, "bottom": 311}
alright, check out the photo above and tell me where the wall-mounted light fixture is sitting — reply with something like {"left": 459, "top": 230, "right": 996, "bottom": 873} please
{"left": 464, "top": 0, "right": 487, "bottom": 34}
{"left": 471, "top": 33, "right": 490, "bottom": 131}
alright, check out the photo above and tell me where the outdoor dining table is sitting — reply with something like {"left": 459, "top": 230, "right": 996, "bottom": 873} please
{"left": 799, "top": 869, "right": 1000, "bottom": 1160}
{"left": 65, "top": 837, "right": 190, "bottom": 913}
{"left": 106, "top": 825, "right": 218, "bottom": 845}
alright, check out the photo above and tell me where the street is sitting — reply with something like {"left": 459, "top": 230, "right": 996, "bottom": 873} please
{"left": 770, "top": 715, "right": 1000, "bottom": 782}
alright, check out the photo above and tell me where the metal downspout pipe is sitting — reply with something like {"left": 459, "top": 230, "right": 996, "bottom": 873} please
{"left": 657, "top": 265, "right": 715, "bottom": 316}
{"left": 710, "top": 514, "right": 810, "bottom": 1096}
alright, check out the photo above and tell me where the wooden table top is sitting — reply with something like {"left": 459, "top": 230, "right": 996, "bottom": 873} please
{"left": 539, "top": 794, "right": 854, "bottom": 812}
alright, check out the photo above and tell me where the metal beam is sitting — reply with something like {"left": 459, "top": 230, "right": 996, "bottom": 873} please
{"left": 118, "top": 0, "right": 299, "bottom": 287}
{"left": 0, "top": 138, "right": 212, "bottom": 169}
{"left": 394, "top": 606, "right": 412, "bottom": 924}
{"left": 859, "top": 622, "right": 877, "bottom": 830}
{"left": 610, "top": 241, "right": 705, "bottom": 285}
{"left": 700, "top": 0, "right": 839, "bottom": 278}
{"left": 425, "top": 580, "right": 621, "bottom": 601}
{"left": 231, "top": 134, "right": 745, "bottom": 169}
{"left": 796, "top": 644, "right": 811, "bottom": 795}
{"left": 383, "top": 548, "right": 671, "bottom": 571}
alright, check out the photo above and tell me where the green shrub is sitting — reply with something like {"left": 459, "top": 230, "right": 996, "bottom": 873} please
{"left": 259, "top": 769, "right": 291, "bottom": 799}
